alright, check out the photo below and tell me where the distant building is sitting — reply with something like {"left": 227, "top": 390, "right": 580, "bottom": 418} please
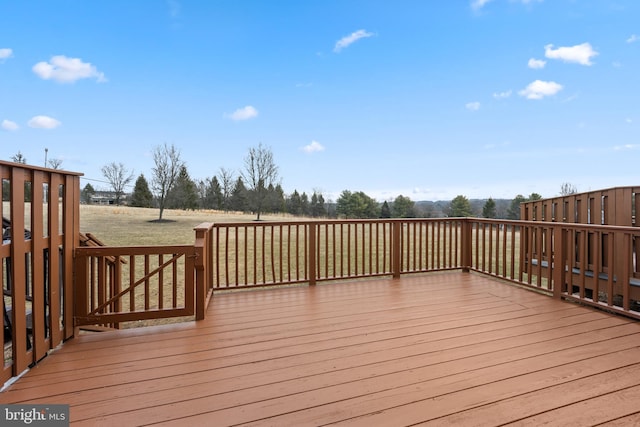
{"left": 90, "top": 190, "right": 129, "bottom": 205}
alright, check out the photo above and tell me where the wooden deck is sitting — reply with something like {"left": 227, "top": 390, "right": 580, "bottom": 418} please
{"left": 2, "top": 271, "right": 640, "bottom": 426}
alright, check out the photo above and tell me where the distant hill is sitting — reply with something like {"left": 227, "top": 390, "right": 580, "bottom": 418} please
{"left": 414, "top": 199, "right": 513, "bottom": 218}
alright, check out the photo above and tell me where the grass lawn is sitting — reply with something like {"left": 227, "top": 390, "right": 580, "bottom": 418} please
{"left": 79, "top": 204, "right": 295, "bottom": 246}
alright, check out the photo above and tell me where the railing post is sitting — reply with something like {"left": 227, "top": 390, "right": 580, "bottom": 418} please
{"left": 392, "top": 221, "right": 401, "bottom": 278}
{"left": 621, "top": 231, "right": 631, "bottom": 311}
{"left": 194, "top": 223, "right": 213, "bottom": 320}
{"left": 308, "top": 223, "right": 316, "bottom": 285}
{"left": 10, "top": 168, "right": 30, "bottom": 373}
{"left": 460, "top": 219, "right": 472, "bottom": 272}
{"left": 552, "top": 224, "right": 565, "bottom": 299}
{"left": 73, "top": 250, "right": 89, "bottom": 332}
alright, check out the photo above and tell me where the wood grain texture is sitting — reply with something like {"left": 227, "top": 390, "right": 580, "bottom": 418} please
{"left": 2, "top": 272, "right": 639, "bottom": 426}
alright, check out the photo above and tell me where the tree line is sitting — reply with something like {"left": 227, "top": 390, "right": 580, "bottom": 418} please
{"left": 6, "top": 144, "right": 571, "bottom": 220}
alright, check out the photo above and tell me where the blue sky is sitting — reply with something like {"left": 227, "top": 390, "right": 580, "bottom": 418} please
{"left": 1, "top": 0, "right": 638, "bottom": 202}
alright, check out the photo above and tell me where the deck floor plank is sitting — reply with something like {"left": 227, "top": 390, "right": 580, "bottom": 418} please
{"left": 2, "top": 272, "right": 640, "bottom": 426}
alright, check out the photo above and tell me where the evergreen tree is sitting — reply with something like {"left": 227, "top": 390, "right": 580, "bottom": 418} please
{"left": 196, "top": 177, "right": 222, "bottom": 209}
{"left": 310, "top": 192, "right": 326, "bottom": 217}
{"left": 507, "top": 194, "right": 526, "bottom": 219}
{"left": 267, "top": 184, "right": 285, "bottom": 213}
{"left": 129, "top": 174, "right": 154, "bottom": 208}
{"left": 166, "top": 166, "right": 198, "bottom": 210}
{"left": 336, "top": 190, "right": 379, "bottom": 218}
{"left": 300, "top": 192, "right": 310, "bottom": 216}
{"left": 195, "top": 179, "right": 208, "bottom": 209}
{"left": 392, "top": 195, "right": 416, "bottom": 218}
{"left": 229, "top": 177, "right": 248, "bottom": 212}
{"left": 482, "top": 197, "right": 497, "bottom": 218}
{"left": 81, "top": 183, "right": 96, "bottom": 204}
{"left": 206, "top": 176, "right": 223, "bottom": 210}
{"left": 286, "top": 190, "right": 303, "bottom": 216}
{"left": 380, "top": 201, "right": 392, "bottom": 218}
{"left": 449, "top": 195, "right": 473, "bottom": 217}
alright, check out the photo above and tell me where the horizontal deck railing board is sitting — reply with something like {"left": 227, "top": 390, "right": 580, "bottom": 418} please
{"left": 3, "top": 273, "right": 640, "bottom": 425}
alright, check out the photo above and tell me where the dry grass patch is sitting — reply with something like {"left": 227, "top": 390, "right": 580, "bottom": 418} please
{"left": 79, "top": 205, "right": 296, "bottom": 246}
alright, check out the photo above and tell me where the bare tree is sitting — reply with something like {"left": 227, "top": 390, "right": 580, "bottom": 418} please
{"left": 217, "top": 167, "right": 235, "bottom": 212}
{"left": 101, "top": 162, "right": 134, "bottom": 205}
{"left": 11, "top": 151, "right": 27, "bottom": 164}
{"left": 241, "top": 143, "right": 279, "bottom": 220}
{"left": 48, "top": 158, "right": 63, "bottom": 169}
{"left": 151, "top": 143, "right": 183, "bottom": 220}
{"left": 560, "top": 182, "right": 578, "bottom": 196}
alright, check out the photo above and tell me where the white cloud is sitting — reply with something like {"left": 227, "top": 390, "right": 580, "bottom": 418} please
{"left": 614, "top": 144, "right": 639, "bottom": 151}
{"left": 528, "top": 58, "right": 546, "bottom": 69}
{"left": 471, "top": 0, "right": 494, "bottom": 10}
{"left": 465, "top": 101, "right": 481, "bottom": 111}
{"left": 334, "top": 29, "right": 374, "bottom": 53}
{"left": 627, "top": 34, "right": 639, "bottom": 44}
{"left": 518, "top": 80, "right": 563, "bottom": 100}
{"left": 493, "top": 90, "right": 512, "bottom": 99}
{"left": 626, "top": 118, "right": 633, "bottom": 124}
{"left": 0, "top": 48, "right": 13, "bottom": 61}
{"left": 302, "top": 140, "right": 325, "bottom": 153}
{"left": 544, "top": 43, "right": 598, "bottom": 66}
{"left": 28, "top": 115, "right": 61, "bottom": 129}
{"left": 32, "top": 55, "right": 106, "bottom": 83}
{"left": 473, "top": 0, "right": 539, "bottom": 10}
{"left": 224, "top": 105, "right": 259, "bottom": 121}
{"left": 562, "top": 93, "right": 579, "bottom": 103}
{"left": 1, "top": 119, "right": 19, "bottom": 131}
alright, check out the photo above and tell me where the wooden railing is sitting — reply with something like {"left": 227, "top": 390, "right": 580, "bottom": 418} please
{"left": 1, "top": 161, "right": 629, "bottom": 385}
{"left": 3, "top": 209, "right": 636, "bottom": 387}
{"left": 465, "top": 219, "right": 640, "bottom": 319}
{"left": 74, "top": 245, "right": 196, "bottom": 326}
{"left": 73, "top": 223, "right": 214, "bottom": 327}
{"left": 520, "top": 186, "right": 639, "bottom": 311}
{"left": 521, "top": 186, "right": 639, "bottom": 225}
{"left": 210, "top": 219, "right": 464, "bottom": 289}
{"left": 1, "top": 161, "right": 81, "bottom": 382}
{"left": 209, "top": 218, "right": 639, "bottom": 319}
{"left": 69, "top": 217, "right": 640, "bottom": 334}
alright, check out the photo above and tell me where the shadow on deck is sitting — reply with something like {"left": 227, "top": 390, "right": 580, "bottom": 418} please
{"left": 2, "top": 272, "right": 640, "bottom": 426}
